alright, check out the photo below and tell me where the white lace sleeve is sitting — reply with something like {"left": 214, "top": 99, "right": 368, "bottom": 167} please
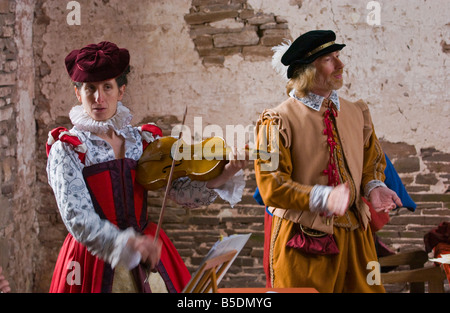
{"left": 168, "top": 170, "right": 245, "bottom": 208}
{"left": 168, "top": 177, "right": 218, "bottom": 208}
{"left": 47, "top": 141, "right": 140, "bottom": 269}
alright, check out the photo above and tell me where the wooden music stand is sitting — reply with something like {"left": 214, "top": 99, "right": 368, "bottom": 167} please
{"left": 183, "top": 249, "right": 237, "bottom": 293}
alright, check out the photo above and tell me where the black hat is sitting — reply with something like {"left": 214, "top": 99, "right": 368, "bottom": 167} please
{"left": 281, "top": 30, "right": 345, "bottom": 78}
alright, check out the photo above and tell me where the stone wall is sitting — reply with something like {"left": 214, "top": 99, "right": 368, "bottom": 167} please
{"left": 0, "top": 0, "right": 38, "bottom": 293}
{"left": 0, "top": 0, "right": 19, "bottom": 291}
{"left": 0, "top": 0, "right": 448, "bottom": 292}
{"left": 185, "top": 0, "right": 292, "bottom": 66}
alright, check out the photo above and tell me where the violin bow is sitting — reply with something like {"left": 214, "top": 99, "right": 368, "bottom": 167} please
{"left": 153, "top": 105, "right": 188, "bottom": 243}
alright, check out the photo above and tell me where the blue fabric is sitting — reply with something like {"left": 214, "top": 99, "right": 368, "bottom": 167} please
{"left": 253, "top": 189, "right": 272, "bottom": 216}
{"left": 383, "top": 154, "right": 416, "bottom": 211}
{"left": 253, "top": 153, "right": 416, "bottom": 212}
{"left": 253, "top": 188, "right": 264, "bottom": 206}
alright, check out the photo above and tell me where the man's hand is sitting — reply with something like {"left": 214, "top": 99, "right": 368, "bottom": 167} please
{"left": 326, "top": 182, "right": 350, "bottom": 216}
{"left": 369, "top": 186, "right": 402, "bottom": 212}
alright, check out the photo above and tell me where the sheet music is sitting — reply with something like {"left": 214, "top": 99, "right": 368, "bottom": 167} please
{"left": 182, "top": 233, "right": 251, "bottom": 292}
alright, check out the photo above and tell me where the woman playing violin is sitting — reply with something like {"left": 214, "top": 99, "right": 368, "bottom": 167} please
{"left": 46, "top": 41, "right": 247, "bottom": 293}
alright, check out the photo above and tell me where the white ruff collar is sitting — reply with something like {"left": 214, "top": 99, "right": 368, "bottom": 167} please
{"left": 69, "top": 102, "right": 133, "bottom": 134}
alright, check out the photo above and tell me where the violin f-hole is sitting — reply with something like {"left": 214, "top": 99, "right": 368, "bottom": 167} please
{"left": 162, "top": 160, "right": 183, "bottom": 174}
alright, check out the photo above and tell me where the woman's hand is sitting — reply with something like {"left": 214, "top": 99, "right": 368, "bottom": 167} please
{"left": 326, "top": 182, "right": 350, "bottom": 216}
{"left": 206, "top": 145, "right": 249, "bottom": 189}
{"left": 127, "top": 236, "right": 161, "bottom": 270}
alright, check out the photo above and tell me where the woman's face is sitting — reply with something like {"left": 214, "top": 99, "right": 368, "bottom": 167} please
{"left": 75, "top": 79, "right": 125, "bottom": 121}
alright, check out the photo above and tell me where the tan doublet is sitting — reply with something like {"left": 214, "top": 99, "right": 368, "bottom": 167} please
{"left": 256, "top": 96, "right": 385, "bottom": 233}
{"left": 255, "top": 95, "right": 386, "bottom": 292}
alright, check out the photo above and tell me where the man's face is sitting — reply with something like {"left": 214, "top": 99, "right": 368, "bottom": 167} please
{"left": 311, "top": 51, "right": 345, "bottom": 96}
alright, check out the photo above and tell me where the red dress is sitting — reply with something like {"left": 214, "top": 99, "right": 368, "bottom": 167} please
{"left": 48, "top": 127, "right": 191, "bottom": 293}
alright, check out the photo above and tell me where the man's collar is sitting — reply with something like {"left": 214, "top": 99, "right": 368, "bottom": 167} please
{"left": 289, "top": 89, "right": 340, "bottom": 111}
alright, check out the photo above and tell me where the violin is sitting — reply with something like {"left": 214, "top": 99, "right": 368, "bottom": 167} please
{"left": 138, "top": 106, "right": 270, "bottom": 245}
{"left": 136, "top": 136, "right": 267, "bottom": 191}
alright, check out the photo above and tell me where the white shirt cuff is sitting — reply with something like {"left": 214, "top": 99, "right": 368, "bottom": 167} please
{"left": 364, "top": 180, "right": 387, "bottom": 198}
{"left": 309, "top": 185, "right": 333, "bottom": 214}
{"left": 114, "top": 228, "right": 141, "bottom": 270}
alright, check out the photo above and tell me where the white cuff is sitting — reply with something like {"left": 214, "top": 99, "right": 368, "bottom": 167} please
{"left": 364, "top": 180, "right": 387, "bottom": 198}
{"left": 309, "top": 185, "right": 333, "bottom": 214}
{"left": 113, "top": 228, "right": 141, "bottom": 270}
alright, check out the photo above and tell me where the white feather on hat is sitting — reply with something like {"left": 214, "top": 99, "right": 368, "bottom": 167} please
{"left": 271, "top": 39, "right": 292, "bottom": 81}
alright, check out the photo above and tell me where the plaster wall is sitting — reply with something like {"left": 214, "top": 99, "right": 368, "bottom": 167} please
{"left": 39, "top": 0, "right": 449, "bottom": 152}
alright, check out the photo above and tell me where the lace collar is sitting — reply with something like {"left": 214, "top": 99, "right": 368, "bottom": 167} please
{"left": 69, "top": 101, "right": 133, "bottom": 134}
{"left": 289, "top": 89, "right": 340, "bottom": 111}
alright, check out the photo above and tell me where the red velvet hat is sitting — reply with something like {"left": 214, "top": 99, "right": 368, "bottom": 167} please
{"left": 65, "top": 41, "right": 130, "bottom": 82}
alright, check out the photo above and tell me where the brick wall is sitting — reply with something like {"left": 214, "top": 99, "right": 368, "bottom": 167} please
{"left": 378, "top": 140, "right": 450, "bottom": 292}
{"left": 379, "top": 141, "right": 450, "bottom": 252}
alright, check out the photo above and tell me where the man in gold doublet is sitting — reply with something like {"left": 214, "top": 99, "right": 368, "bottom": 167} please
{"left": 255, "top": 30, "right": 402, "bottom": 293}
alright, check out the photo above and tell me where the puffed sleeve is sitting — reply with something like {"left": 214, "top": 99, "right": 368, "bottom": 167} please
{"left": 356, "top": 101, "right": 387, "bottom": 197}
{"left": 47, "top": 140, "right": 140, "bottom": 269}
{"left": 254, "top": 111, "right": 315, "bottom": 212}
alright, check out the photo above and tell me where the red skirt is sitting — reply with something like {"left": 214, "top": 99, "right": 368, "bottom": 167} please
{"left": 49, "top": 222, "right": 190, "bottom": 293}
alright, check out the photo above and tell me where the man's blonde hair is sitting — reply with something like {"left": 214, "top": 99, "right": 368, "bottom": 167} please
{"left": 286, "top": 64, "right": 316, "bottom": 98}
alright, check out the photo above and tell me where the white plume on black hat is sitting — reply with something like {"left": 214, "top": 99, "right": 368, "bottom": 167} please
{"left": 271, "top": 39, "right": 292, "bottom": 82}
{"left": 271, "top": 30, "right": 345, "bottom": 80}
